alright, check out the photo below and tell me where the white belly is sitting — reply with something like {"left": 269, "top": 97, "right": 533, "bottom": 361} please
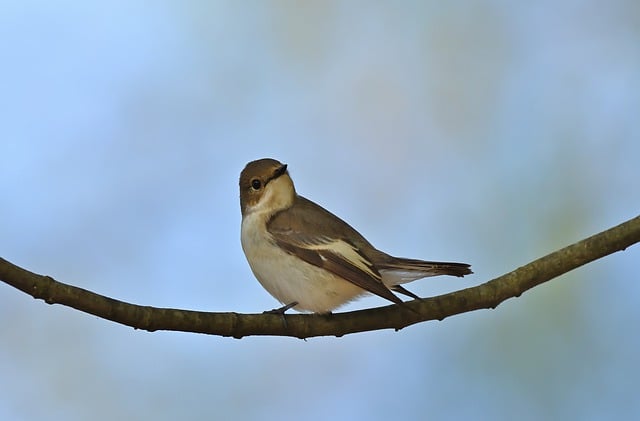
{"left": 241, "top": 214, "right": 365, "bottom": 313}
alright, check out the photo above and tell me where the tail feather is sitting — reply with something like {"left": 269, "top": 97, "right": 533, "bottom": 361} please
{"left": 379, "top": 258, "right": 472, "bottom": 285}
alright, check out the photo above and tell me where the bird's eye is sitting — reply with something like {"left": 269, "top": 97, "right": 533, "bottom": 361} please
{"left": 251, "top": 179, "right": 262, "bottom": 190}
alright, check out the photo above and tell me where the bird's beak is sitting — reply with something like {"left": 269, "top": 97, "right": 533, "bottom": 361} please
{"left": 273, "top": 163, "right": 288, "bottom": 179}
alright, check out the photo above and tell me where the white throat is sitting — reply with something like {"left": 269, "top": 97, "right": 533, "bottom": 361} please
{"left": 244, "top": 176, "right": 295, "bottom": 217}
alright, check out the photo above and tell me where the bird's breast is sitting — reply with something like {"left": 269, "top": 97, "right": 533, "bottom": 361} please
{"left": 240, "top": 213, "right": 364, "bottom": 313}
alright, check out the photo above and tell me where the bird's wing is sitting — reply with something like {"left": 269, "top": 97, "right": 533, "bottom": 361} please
{"left": 267, "top": 196, "right": 402, "bottom": 305}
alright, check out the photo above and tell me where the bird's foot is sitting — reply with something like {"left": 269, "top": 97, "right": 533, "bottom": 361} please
{"left": 263, "top": 301, "right": 298, "bottom": 314}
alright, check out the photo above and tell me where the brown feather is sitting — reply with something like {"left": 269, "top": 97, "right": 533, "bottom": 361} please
{"left": 380, "top": 258, "right": 473, "bottom": 278}
{"left": 268, "top": 195, "right": 403, "bottom": 305}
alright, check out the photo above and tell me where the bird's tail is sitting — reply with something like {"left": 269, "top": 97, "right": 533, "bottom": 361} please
{"left": 379, "top": 257, "right": 472, "bottom": 285}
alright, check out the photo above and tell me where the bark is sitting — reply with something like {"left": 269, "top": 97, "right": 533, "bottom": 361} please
{"left": 1, "top": 215, "right": 639, "bottom": 339}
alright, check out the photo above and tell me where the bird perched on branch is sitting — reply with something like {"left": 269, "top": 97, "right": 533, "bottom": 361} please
{"left": 239, "top": 158, "right": 472, "bottom": 314}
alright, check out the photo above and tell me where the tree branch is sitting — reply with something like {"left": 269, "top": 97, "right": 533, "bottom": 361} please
{"left": 1, "top": 214, "right": 639, "bottom": 339}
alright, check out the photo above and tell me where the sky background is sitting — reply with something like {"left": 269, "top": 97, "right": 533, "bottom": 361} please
{"left": 1, "top": 1, "right": 639, "bottom": 420}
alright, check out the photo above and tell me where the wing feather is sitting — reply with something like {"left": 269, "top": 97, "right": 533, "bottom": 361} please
{"left": 268, "top": 197, "right": 402, "bottom": 305}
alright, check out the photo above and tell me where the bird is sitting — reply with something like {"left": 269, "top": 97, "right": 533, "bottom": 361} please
{"left": 239, "top": 158, "right": 472, "bottom": 314}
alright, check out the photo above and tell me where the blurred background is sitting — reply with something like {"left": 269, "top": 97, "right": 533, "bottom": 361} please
{"left": 1, "top": 1, "right": 639, "bottom": 420}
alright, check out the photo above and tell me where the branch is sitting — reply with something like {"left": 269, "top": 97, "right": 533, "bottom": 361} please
{"left": 2, "top": 215, "right": 639, "bottom": 339}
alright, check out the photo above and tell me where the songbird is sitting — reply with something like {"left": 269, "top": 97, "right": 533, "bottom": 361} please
{"left": 239, "top": 158, "right": 472, "bottom": 313}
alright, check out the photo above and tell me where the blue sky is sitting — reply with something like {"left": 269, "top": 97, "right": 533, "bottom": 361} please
{"left": 1, "top": 2, "right": 639, "bottom": 420}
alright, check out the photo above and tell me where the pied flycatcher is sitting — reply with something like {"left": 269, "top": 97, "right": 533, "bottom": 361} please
{"left": 240, "top": 158, "right": 472, "bottom": 313}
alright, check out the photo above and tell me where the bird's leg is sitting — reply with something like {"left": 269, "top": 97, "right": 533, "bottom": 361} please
{"left": 263, "top": 301, "right": 298, "bottom": 314}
